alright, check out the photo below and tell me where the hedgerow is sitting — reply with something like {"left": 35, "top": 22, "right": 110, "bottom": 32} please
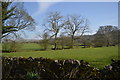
{"left": 2, "top": 57, "right": 120, "bottom": 80}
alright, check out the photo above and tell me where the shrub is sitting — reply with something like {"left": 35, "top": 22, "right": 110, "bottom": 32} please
{"left": 2, "top": 41, "right": 21, "bottom": 52}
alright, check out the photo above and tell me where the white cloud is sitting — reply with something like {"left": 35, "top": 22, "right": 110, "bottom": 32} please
{"left": 32, "top": 0, "right": 64, "bottom": 17}
{"left": 32, "top": 2, "right": 55, "bottom": 17}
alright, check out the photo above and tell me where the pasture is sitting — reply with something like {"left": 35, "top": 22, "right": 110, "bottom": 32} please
{"left": 2, "top": 43, "right": 119, "bottom": 69}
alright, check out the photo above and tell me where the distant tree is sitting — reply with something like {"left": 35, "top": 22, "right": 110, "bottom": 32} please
{"left": 39, "top": 32, "right": 49, "bottom": 50}
{"left": 59, "top": 33, "right": 66, "bottom": 49}
{"left": 2, "top": 2, "right": 35, "bottom": 38}
{"left": 80, "top": 35, "right": 93, "bottom": 48}
{"left": 43, "top": 12, "right": 64, "bottom": 50}
{"left": 110, "top": 28, "right": 120, "bottom": 45}
{"left": 93, "top": 33, "right": 106, "bottom": 47}
{"left": 95, "top": 25, "right": 119, "bottom": 47}
{"left": 2, "top": 35, "right": 21, "bottom": 52}
{"left": 64, "top": 15, "right": 89, "bottom": 48}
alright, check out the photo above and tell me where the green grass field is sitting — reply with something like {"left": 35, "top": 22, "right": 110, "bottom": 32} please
{"left": 2, "top": 43, "right": 119, "bottom": 69}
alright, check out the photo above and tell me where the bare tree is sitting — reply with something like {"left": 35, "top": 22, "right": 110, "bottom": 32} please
{"left": 2, "top": 2, "right": 36, "bottom": 38}
{"left": 64, "top": 15, "right": 89, "bottom": 48}
{"left": 43, "top": 12, "right": 64, "bottom": 50}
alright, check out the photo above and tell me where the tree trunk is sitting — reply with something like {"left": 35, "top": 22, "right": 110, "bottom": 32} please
{"left": 61, "top": 38, "right": 64, "bottom": 49}
{"left": 71, "top": 35, "right": 74, "bottom": 48}
{"left": 54, "top": 34, "right": 57, "bottom": 50}
{"left": 106, "top": 39, "right": 109, "bottom": 47}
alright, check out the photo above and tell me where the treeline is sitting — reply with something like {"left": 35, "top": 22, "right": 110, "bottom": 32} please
{"left": 2, "top": 25, "right": 119, "bottom": 52}
{"left": 1, "top": 2, "right": 120, "bottom": 52}
{"left": 39, "top": 25, "right": 119, "bottom": 50}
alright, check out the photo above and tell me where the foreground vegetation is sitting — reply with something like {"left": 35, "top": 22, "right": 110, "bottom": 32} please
{"left": 2, "top": 44, "right": 118, "bottom": 69}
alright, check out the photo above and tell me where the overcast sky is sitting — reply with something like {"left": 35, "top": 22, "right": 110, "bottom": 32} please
{"left": 20, "top": 2, "right": 118, "bottom": 39}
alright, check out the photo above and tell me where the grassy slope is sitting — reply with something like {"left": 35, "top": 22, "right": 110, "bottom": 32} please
{"left": 2, "top": 44, "right": 118, "bottom": 69}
